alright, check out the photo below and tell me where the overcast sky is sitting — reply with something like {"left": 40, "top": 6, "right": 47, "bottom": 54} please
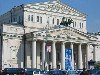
{"left": 0, "top": 0, "right": 100, "bottom": 32}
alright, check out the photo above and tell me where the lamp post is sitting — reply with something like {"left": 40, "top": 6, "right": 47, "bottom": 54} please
{"left": 43, "top": 16, "right": 50, "bottom": 71}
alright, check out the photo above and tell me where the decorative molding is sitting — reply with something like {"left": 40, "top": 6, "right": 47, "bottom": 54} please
{"left": 24, "top": 1, "right": 86, "bottom": 17}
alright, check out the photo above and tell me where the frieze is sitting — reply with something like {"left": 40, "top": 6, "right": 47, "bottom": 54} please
{"left": 46, "top": 4, "right": 66, "bottom": 11}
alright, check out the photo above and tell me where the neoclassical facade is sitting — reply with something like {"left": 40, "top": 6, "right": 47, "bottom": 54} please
{"left": 0, "top": 0, "right": 100, "bottom": 70}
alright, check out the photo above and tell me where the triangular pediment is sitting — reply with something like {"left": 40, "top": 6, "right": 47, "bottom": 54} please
{"left": 25, "top": 1, "right": 86, "bottom": 17}
{"left": 47, "top": 27, "right": 90, "bottom": 41}
{"left": 30, "top": 26, "right": 98, "bottom": 43}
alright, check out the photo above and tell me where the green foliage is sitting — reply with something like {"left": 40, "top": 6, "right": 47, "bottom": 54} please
{"left": 94, "top": 61, "right": 100, "bottom": 69}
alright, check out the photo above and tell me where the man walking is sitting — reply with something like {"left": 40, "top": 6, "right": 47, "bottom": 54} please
{"left": 80, "top": 68, "right": 89, "bottom": 75}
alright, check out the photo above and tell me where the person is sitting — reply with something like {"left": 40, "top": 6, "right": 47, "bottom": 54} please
{"left": 0, "top": 70, "right": 3, "bottom": 75}
{"left": 80, "top": 68, "right": 89, "bottom": 75}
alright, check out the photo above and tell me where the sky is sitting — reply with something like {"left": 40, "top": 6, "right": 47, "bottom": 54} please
{"left": 0, "top": 0, "right": 100, "bottom": 32}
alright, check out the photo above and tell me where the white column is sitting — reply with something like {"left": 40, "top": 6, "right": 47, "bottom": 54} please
{"left": 86, "top": 44, "right": 89, "bottom": 69}
{"left": 52, "top": 41, "right": 56, "bottom": 69}
{"left": 93, "top": 45, "right": 96, "bottom": 61}
{"left": 42, "top": 41, "right": 46, "bottom": 70}
{"left": 61, "top": 42, "right": 65, "bottom": 70}
{"left": 70, "top": 42, "right": 74, "bottom": 70}
{"left": 78, "top": 43, "right": 83, "bottom": 69}
{"left": 21, "top": 42, "right": 24, "bottom": 68}
{"left": 32, "top": 40, "right": 36, "bottom": 68}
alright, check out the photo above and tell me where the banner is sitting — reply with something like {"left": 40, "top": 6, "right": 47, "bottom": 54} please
{"left": 65, "top": 48, "right": 72, "bottom": 70}
{"left": 46, "top": 46, "right": 51, "bottom": 52}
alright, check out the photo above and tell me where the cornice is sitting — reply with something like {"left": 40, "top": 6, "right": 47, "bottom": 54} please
{"left": 2, "top": 33, "right": 23, "bottom": 40}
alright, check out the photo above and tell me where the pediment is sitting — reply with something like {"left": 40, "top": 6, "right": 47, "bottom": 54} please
{"left": 27, "top": 26, "right": 98, "bottom": 44}
{"left": 48, "top": 28, "right": 89, "bottom": 40}
{"left": 25, "top": 1, "right": 86, "bottom": 17}
{"left": 42, "top": 26, "right": 98, "bottom": 42}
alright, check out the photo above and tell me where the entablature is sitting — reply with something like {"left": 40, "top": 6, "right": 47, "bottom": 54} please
{"left": 2, "top": 33, "right": 23, "bottom": 40}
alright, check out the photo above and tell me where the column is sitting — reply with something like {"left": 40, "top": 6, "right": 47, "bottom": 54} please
{"left": 86, "top": 44, "right": 89, "bottom": 69}
{"left": 70, "top": 42, "right": 74, "bottom": 70}
{"left": 42, "top": 41, "right": 46, "bottom": 70}
{"left": 93, "top": 45, "right": 96, "bottom": 61}
{"left": 52, "top": 41, "right": 56, "bottom": 69}
{"left": 78, "top": 43, "right": 83, "bottom": 69}
{"left": 32, "top": 40, "right": 36, "bottom": 68}
{"left": 21, "top": 42, "right": 24, "bottom": 68}
{"left": 61, "top": 42, "right": 65, "bottom": 70}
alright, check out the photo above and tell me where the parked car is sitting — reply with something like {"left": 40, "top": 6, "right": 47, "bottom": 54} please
{"left": 87, "top": 69, "right": 100, "bottom": 75}
{"left": 25, "top": 68, "right": 41, "bottom": 75}
{"left": 46, "top": 69, "right": 67, "bottom": 75}
{"left": 3, "top": 68, "right": 25, "bottom": 74}
{"left": 68, "top": 70, "right": 78, "bottom": 75}
{"left": 93, "top": 70, "right": 100, "bottom": 75}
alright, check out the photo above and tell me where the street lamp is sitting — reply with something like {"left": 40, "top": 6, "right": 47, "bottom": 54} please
{"left": 43, "top": 16, "right": 51, "bottom": 71}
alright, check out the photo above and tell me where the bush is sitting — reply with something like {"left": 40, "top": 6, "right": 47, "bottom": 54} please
{"left": 94, "top": 61, "right": 100, "bottom": 69}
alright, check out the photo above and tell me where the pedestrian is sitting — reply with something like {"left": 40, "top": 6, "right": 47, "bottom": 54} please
{"left": 0, "top": 70, "right": 3, "bottom": 75}
{"left": 80, "top": 68, "right": 89, "bottom": 75}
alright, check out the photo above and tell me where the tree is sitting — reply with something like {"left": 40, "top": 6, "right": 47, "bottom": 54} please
{"left": 94, "top": 61, "right": 100, "bottom": 69}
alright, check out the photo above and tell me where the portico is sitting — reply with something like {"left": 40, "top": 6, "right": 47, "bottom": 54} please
{"left": 25, "top": 26, "right": 97, "bottom": 70}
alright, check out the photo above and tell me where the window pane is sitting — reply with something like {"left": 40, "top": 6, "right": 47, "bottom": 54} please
{"left": 28, "top": 15, "right": 30, "bottom": 21}
{"left": 37, "top": 16, "right": 39, "bottom": 22}
{"left": 73, "top": 21, "right": 74, "bottom": 27}
{"left": 82, "top": 23, "right": 83, "bottom": 28}
{"left": 31, "top": 15, "right": 33, "bottom": 21}
{"left": 53, "top": 18, "right": 54, "bottom": 24}
{"left": 75, "top": 22, "right": 76, "bottom": 27}
{"left": 57, "top": 19, "right": 59, "bottom": 25}
{"left": 40, "top": 17, "right": 42, "bottom": 23}
{"left": 80, "top": 23, "right": 81, "bottom": 28}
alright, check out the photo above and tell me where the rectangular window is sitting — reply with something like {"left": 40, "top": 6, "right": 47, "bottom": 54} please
{"left": 47, "top": 17, "right": 49, "bottom": 24}
{"left": 37, "top": 16, "right": 39, "bottom": 22}
{"left": 53, "top": 18, "right": 54, "bottom": 24}
{"left": 28, "top": 15, "right": 30, "bottom": 21}
{"left": 80, "top": 23, "right": 81, "bottom": 28}
{"left": 73, "top": 22, "right": 74, "bottom": 27}
{"left": 40, "top": 17, "right": 42, "bottom": 23}
{"left": 75, "top": 22, "right": 76, "bottom": 27}
{"left": 82, "top": 23, "right": 83, "bottom": 28}
{"left": 57, "top": 19, "right": 59, "bottom": 25}
{"left": 31, "top": 15, "right": 33, "bottom": 21}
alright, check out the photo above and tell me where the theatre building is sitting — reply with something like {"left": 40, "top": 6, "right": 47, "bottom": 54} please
{"left": 0, "top": 0, "right": 100, "bottom": 70}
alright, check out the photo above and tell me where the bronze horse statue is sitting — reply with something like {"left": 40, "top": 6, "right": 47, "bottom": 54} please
{"left": 60, "top": 17, "right": 73, "bottom": 26}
